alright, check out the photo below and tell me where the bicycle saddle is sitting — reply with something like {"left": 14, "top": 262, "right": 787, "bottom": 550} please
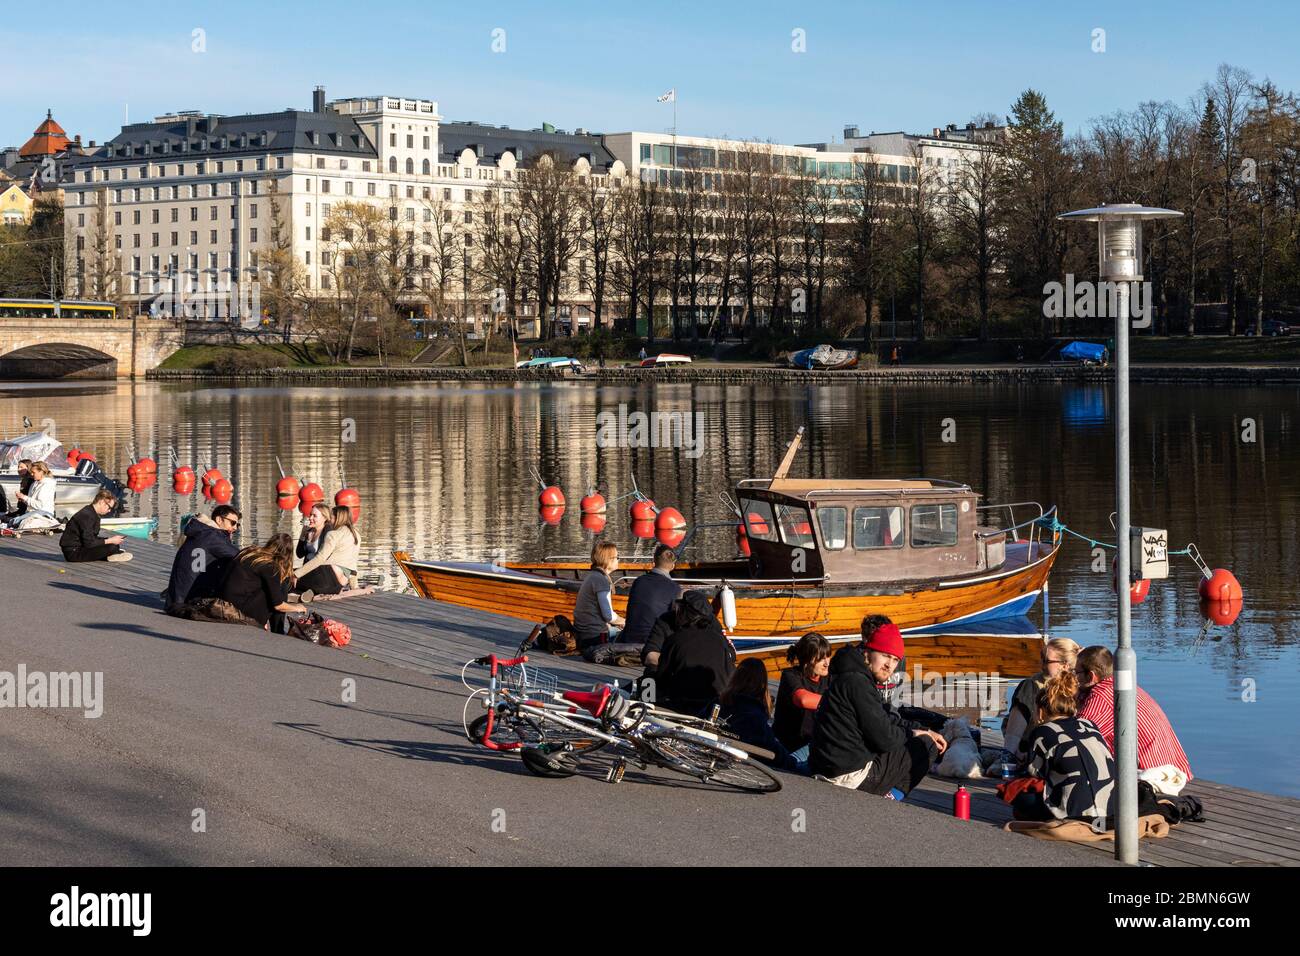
{"left": 561, "top": 686, "right": 612, "bottom": 717}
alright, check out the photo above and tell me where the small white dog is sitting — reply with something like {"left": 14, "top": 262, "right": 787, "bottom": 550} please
{"left": 934, "top": 717, "right": 983, "bottom": 778}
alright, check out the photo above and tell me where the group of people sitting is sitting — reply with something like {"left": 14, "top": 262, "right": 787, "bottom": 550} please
{"left": 570, "top": 539, "right": 1193, "bottom": 819}
{"left": 162, "top": 501, "right": 361, "bottom": 633}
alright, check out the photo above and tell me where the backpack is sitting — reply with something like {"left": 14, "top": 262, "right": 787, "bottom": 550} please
{"left": 533, "top": 615, "right": 578, "bottom": 655}
{"left": 289, "top": 611, "right": 351, "bottom": 648}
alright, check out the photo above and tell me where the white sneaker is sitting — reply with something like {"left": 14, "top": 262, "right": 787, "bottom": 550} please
{"left": 107, "top": 552, "right": 133, "bottom": 563}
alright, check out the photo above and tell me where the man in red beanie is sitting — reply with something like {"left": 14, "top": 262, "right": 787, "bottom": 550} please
{"left": 810, "top": 616, "right": 947, "bottom": 796}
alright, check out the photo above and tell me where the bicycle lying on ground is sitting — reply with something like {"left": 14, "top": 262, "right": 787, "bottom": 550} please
{"left": 461, "top": 651, "right": 781, "bottom": 794}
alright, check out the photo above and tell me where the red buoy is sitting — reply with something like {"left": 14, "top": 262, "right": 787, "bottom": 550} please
{"left": 630, "top": 498, "right": 656, "bottom": 522}
{"left": 539, "top": 485, "right": 565, "bottom": 508}
{"left": 1112, "top": 559, "right": 1151, "bottom": 605}
{"left": 78, "top": 451, "right": 95, "bottom": 463}
{"left": 173, "top": 465, "right": 195, "bottom": 484}
{"left": 631, "top": 518, "right": 656, "bottom": 539}
{"left": 276, "top": 476, "right": 301, "bottom": 503}
{"left": 1200, "top": 597, "right": 1243, "bottom": 627}
{"left": 278, "top": 494, "right": 300, "bottom": 511}
{"left": 580, "top": 492, "right": 607, "bottom": 515}
{"left": 173, "top": 476, "right": 196, "bottom": 495}
{"left": 539, "top": 504, "right": 565, "bottom": 526}
{"left": 1197, "top": 569, "right": 1242, "bottom": 603}
{"left": 211, "top": 478, "right": 234, "bottom": 504}
{"left": 202, "top": 468, "right": 223, "bottom": 491}
{"left": 138, "top": 457, "right": 158, "bottom": 474}
{"left": 581, "top": 512, "right": 607, "bottom": 534}
{"left": 299, "top": 482, "right": 325, "bottom": 507}
{"left": 655, "top": 507, "right": 686, "bottom": 533}
{"left": 298, "top": 496, "right": 317, "bottom": 516}
{"left": 66, "top": 448, "right": 82, "bottom": 467}
{"left": 335, "top": 487, "right": 361, "bottom": 522}
{"left": 745, "top": 511, "right": 770, "bottom": 536}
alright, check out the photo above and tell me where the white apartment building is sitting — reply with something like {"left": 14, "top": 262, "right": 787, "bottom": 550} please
{"left": 61, "top": 87, "right": 625, "bottom": 320}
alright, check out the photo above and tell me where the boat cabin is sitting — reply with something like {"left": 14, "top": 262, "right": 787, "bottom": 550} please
{"left": 737, "top": 478, "right": 1005, "bottom": 584}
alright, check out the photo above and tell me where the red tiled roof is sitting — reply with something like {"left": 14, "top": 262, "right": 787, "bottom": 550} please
{"left": 18, "top": 110, "right": 71, "bottom": 158}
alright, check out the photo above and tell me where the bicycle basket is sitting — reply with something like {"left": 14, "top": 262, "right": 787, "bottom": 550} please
{"left": 500, "top": 663, "right": 557, "bottom": 696}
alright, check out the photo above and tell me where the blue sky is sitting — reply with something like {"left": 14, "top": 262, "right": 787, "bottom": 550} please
{"left": 5, "top": 0, "right": 1300, "bottom": 149}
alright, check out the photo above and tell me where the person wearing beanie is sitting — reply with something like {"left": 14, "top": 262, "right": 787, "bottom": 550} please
{"left": 810, "top": 616, "right": 948, "bottom": 796}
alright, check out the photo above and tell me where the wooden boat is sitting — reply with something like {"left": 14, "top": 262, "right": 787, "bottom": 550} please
{"left": 395, "top": 430, "right": 1062, "bottom": 669}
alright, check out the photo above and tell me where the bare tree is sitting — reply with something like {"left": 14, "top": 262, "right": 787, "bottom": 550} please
{"left": 947, "top": 142, "right": 1003, "bottom": 341}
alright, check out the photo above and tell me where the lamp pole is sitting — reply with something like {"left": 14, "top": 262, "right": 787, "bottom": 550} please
{"left": 1058, "top": 203, "right": 1181, "bottom": 863}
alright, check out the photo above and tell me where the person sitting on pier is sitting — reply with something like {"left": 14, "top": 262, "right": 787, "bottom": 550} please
{"left": 163, "top": 504, "right": 240, "bottom": 613}
{"left": 181, "top": 533, "right": 298, "bottom": 632}
{"left": 772, "top": 632, "right": 832, "bottom": 757}
{"left": 622, "top": 544, "right": 681, "bottom": 651}
{"left": 719, "top": 658, "right": 804, "bottom": 773}
{"left": 573, "top": 540, "right": 625, "bottom": 648}
{"left": 860, "top": 614, "right": 947, "bottom": 734}
{"left": 1013, "top": 671, "right": 1117, "bottom": 823}
{"left": 1075, "top": 645, "right": 1192, "bottom": 784}
{"left": 652, "top": 589, "right": 735, "bottom": 717}
{"left": 296, "top": 502, "right": 331, "bottom": 566}
{"left": 293, "top": 506, "right": 360, "bottom": 600}
{"left": 1, "top": 458, "right": 33, "bottom": 521}
{"left": 810, "top": 622, "right": 947, "bottom": 797}
{"left": 1002, "top": 637, "right": 1081, "bottom": 758}
{"left": 59, "top": 489, "right": 130, "bottom": 562}
{"left": 10, "top": 461, "right": 59, "bottom": 531}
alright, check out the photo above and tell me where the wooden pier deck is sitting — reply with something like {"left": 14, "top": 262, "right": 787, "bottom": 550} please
{"left": 4, "top": 531, "right": 1297, "bottom": 867}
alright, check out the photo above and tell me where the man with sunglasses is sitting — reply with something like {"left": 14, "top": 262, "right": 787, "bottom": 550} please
{"left": 163, "top": 505, "right": 242, "bottom": 615}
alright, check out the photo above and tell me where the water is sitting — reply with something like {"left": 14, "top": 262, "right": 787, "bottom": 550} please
{"left": 2, "top": 378, "right": 1297, "bottom": 797}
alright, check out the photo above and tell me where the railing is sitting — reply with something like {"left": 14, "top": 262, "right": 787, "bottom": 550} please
{"left": 975, "top": 503, "right": 1058, "bottom": 554}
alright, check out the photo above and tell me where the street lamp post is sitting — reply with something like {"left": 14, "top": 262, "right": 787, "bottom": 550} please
{"left": 1058, "top": 203, "right": 1181, "bottom": 864}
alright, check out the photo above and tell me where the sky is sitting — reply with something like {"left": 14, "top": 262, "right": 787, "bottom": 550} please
{"left": 5, "top": 0, "right": 1300, "bottom": 150}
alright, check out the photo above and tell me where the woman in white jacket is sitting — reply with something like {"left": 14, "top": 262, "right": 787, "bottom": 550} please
{"left": 13, "top": 461, "right": 59, "bottom": 530}
{"left": 294, "top": 505, "right": 360, "bottom": 597}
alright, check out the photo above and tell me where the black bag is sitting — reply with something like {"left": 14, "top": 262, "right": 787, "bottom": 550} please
{"left": 532, "top": 615, "right": 578, "bottom": 655}
{"left": 289, "top": 611, "right": 328, "bottom": 644}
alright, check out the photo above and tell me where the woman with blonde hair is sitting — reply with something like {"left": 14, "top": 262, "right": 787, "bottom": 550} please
{"left": 1013, "top": 670, "right": 1117, "bottom": 823}
{"left": 11, "top": 460, "right": 58, "bottom": 530}
{"left": 1002, "top": 637, "right": 1081, "bottom": 757}
{"left": 294, "top": 504, "right": 361, "bottom": 599}
{"left": 572, "top": 539, "right": 625, "bottom": 653}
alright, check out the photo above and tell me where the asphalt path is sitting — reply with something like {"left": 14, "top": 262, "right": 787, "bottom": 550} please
{"left": 0, "top": 542, "right": 1112, "bottom": 866}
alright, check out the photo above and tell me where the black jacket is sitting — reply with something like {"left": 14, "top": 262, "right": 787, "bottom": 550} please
{"left": 810, "top": 645, "right": 910, "bottom": 778}
{"left": 59, "top": 505, "right": 102, "bottom": 554}
{"left": 719, "top": 694, "right": 799, "bottom": 772}
{"left": 622, "top": 570, "right": 681, "bottom": 645}
{"left": 165, "top": 516, "right": 239, "bottom": 610}
{"left": 654, "top": 621, "right": 735, "bottom": 717}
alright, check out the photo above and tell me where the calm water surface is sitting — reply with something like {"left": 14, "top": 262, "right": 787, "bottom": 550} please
{"left": 2, "top": 379, "right": 1297, "bottom": 796}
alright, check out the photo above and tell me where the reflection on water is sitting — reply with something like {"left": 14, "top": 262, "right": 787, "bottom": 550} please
{"left": 2, "top": 379, "right": 1297, "bottom": 796}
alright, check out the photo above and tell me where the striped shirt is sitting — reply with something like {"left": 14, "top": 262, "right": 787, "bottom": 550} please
{"left": 1078, "top": 678, "right": 1192, "bottom": 779}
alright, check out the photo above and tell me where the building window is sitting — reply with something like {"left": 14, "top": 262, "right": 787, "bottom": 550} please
{"left": 151, "top": 232, "right": 159, "bottom": 245}
{"left": 423, "top": 135, "right": 430, "bottom": 150}
{"left": 250, "top": 227, "right": 258, "bottom": 243}
{"left": 443, "top": 209, "right": 451, "bottom": 223}
{"left": 389, "top": 185, "right": 397, "bottom": 198}
{"left": 405, "top": 208, "right": 414, "bottom": 221}
{"left": 405, "top": 158, "right": 414, "bottom": 174}
{"left": 367, "top": 182, "right": 376, "bottom": 196}
{"left": 305, "top": 226, "right": 312, "bottom": 240}
{"left": 171, "top": 209, "right": 179, "bottom": 222}
{"left": 345, "top": 181, "right": 353, "bottom": 195}
{"left": 114, "top": 211, "right": 122, "bottom": 226}
{"left": 321, "top": 203, "right": 329, "bottom": 218}
{"left": 276, "top": 156, "right": 285, "bottom": 169}
{"left": 216, "top": 162, "right": 224, "bottom": 173}
{"left": 340, "top": 159, "right": 348, "bottom": 170}
{"left": 305, "top": 202, "right": 312, "bottom": 215}
{"left": 363, "top": 161, "right": 371, "bottom": 172}
{"left": 316, "top": 157, "right": 325, "bottom": 169}
{"left": 389, "top": 132, "right": 396, "bottom": 147}
{"left": 321, "top": 227, "right": 330, "bottom": 241}
{"left": 423, "top": 208, "right": 432, "bottom": 222}
{"left": 464, "top": 210, "right": 472, "bottom": 224}
{"left": 190, "top": 231, "right": 198, "bottom": 244}
{"left": 406, "top": 134, "right": 413, "bottom": 148}
{"left": 77, "top": 213, "right": 85, "bottom": 227}
{"left": 249, "top": 203, "right": 257, "bottom": 217}
{"left": 132, "top": 210, "right": 141, "bottom": 224}
{"left": 305, "top": 251, "right": 311, "bottom": 265}
{"left": 322, "top": 179, "right": 330, "bottom": 193}
{"left": 210, "top": 206, "right": 218, "bottom": 220}
{"left": 389, "top": 156, "right": 397, "bottom": 173}
{"left": 443, "top": 188, "right": 451, "bottom": 200}
{"left": 389, "top": 207, "right": 397, "bottom": 221}
{"left": 190, "top": 207, "right": 198, "bottom": 221}
{"left": 170, "top": 232, "right": 178, "bottom": 245}
{"left": 250, "top": 180, "right": 258, "bottom": 194}
{"left": 151, "top": 209, "right": 160, "bottom": 223}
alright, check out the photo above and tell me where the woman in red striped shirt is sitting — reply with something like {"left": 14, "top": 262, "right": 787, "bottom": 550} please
{"left": 1075, "top": 646, "right": 1192, "bottom": 781}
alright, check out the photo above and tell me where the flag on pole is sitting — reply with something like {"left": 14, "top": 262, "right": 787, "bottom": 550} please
{"left": 656, "top": 89, "right": 676, "bottom": 103}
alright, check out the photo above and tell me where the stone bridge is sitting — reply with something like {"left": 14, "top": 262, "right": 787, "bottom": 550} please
{"left": 0, "top": 315, "right": 187, "bottom": 379}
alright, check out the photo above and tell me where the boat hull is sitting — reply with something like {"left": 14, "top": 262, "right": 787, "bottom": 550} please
{"left": 394, "top": 542, "right": 1058, "bottom": 665}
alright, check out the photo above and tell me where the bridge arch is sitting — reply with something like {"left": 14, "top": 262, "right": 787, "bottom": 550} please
{"left": 0, "top": 343, "right": 118, "bottom": 379}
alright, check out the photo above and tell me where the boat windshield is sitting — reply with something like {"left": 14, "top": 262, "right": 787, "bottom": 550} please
{"left": 774, "top": 502, "right": 815, "bottom": 548}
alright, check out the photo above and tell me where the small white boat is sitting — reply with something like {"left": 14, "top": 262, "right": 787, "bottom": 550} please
{"left": 0, "top": 432, "right": 112, "bottom": 518}
{"left": 100, "top": 516, "right": 159, "bottom": 539}
{"left": 639, "top": 353, "right": 692, "bottom": 367}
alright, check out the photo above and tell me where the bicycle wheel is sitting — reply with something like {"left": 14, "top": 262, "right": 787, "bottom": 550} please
{"left": 467, "top": 711, "right": 607, "bottom": 755}
{"left": 643, "top": 729, "right": 782, "bottom": 793}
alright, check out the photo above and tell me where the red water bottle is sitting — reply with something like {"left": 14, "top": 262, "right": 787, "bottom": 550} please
{"left": 953, "top": 785, "right": 970, "bottom": 820}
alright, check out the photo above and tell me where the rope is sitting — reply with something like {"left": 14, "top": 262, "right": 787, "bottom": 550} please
{"left": 1040, "top": 516, "right": 1195, "bottom": 557}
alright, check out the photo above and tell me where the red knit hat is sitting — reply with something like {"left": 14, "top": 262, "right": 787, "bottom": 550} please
{"left": 864, "top": 622, "right": 904, "bottom": 658}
